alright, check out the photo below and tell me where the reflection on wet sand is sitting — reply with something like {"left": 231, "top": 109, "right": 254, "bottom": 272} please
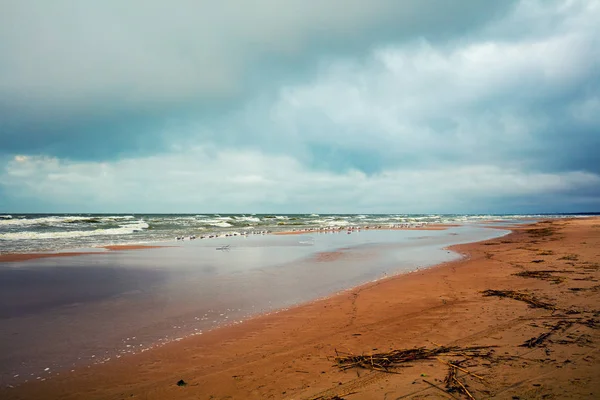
{"left": 0, "top": 226, "right": 506, "bottom": 385}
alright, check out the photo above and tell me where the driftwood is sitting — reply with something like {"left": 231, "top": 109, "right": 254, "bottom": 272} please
{"left": 444, "top": 362, "right": 476, "bottom": 400}
{"left": 526, "top": 228, "right": 555, "bottom": 237}
{"left": 520, "top": 320, "right": 573, "bottom": 348}
{"left": 481, "top": 290, "right": 555, "bottom": 310}
{"left": 580, "top": 318, "right": 600, "bottom": 329}
{"left": 334, "top": 346, "right": 496, "bottom": 373}
{"left": 513, "top": 270, "right": 574, "bottom": 284}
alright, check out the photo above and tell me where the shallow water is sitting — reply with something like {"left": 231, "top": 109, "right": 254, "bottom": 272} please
{"left": 0, "top": 212, "right": 569, "bottom": 253}
{"left": 0, "top": 225, "right": 508, "bottom": 385}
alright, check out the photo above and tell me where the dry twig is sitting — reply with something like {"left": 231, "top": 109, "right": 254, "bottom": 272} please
{"left": 444, "top": 363, "right": 476, "bottom": 400}
{"left": 334, "top": 346, "right": 496, "bottom": 372}
{"left": 520, "top": 320, "right": 573, "bottom": 348}
{"left": 481, "top": 289, "right": 555, "bottom": 310}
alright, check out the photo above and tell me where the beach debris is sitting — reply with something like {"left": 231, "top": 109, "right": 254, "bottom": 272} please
{"left": 437, "top": 358, "right": 486, "bottom": 381}
{"left": 553, "top": 334, "right": 593, "bottom": 346}
{"left": 579, "top": 318, "right": 599, "bottom": 329}
{"left": 176, "top": 379, "right": 187, "bottom": 387}
{"left": 519, "top": 320, "right": 573, "bottom": 348}
{"left": 333, "top": 345, "right": 496, "bottom": 373}
{"left": 481, "top": 290, "right": 555, "bottom": 310}
{"left": 444, "top": 361, "right": 476, "bottom": 400}
{"left": 567, "top": 284, "right": 600, "bottom": 293}
{"left": 526, "top": 228, "right": 555, "bottom": 238}
{"left": 512, "top": 270, "right": 573, "bottom": 284}
{"left": 334, "top": 346, "right": 496, "bottom": 399}
{"left": 312, "top": 395, "right": 349, "bottom": 400}
{"left": 537, "top": 250, "right": 555, "bottom": 255}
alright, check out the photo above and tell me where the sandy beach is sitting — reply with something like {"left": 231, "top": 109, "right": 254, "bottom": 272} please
{"left": 1, "top": 218, "right": 599, "bottom": 399}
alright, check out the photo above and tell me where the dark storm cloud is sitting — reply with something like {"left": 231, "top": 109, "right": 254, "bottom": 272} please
{"left": 0, "top": 0, "right": 598, "bottom": 213}
{"left": 0, "top": 0, "right": 516, "bottom": 159}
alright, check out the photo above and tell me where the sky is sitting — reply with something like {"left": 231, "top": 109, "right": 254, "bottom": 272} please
{"left": 0, "top": 0, "right": 599, "bottom": 214}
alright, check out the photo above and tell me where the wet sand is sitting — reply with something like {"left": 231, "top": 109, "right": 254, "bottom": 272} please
{"left": 2, "top": 218, "right": 600, "bottom": 399}
{"left": 0, "top": 227, "right": 504, "bottom": 387}
{"left": 0, "top": 245, "right": 172, "bottom": 263}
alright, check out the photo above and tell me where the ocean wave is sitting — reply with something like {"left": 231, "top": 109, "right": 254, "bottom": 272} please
{"left": 209, "top": 222, "right": 233, "bottom": 228}
{"left": 234, "top": 216, "right": 260, "bottom": 223}
{"left": 98, "top": 215, "right": 135, "bottom": 221}
{"left": 0, "top": 215, "right": 137, "bottom": 227}
{"left": 325, "top": 220, "right": 350, "bottom": 227}
{"left": 0, "top": 221, "right": 149, "bottom": 240}
{"left": 0, "top": 216, "right": 89, "bottom": 226}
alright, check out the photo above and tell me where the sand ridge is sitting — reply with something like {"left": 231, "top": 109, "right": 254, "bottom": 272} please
{"left": 2, "top": 218, "right": 599, "bottom": 399}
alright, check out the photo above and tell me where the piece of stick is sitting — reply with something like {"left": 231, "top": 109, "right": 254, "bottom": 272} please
{"left": 455, "top": 378, "right": 476, "bottom": 400}
{"left": 436, "top": 358, "right": 486, "bottom": 381}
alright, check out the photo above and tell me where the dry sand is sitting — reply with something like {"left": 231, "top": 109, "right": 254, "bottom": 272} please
{"left": 2, "top": 218, "right": 599, "bottom": 399}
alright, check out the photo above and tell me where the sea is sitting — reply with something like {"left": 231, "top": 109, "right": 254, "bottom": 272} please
{"left": 0, "top": 213, "right": 593, "bottom": 254}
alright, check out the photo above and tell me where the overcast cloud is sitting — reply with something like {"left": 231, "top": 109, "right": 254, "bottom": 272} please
{"left": 0, "top": 0, "right": 598, "bottom": 213}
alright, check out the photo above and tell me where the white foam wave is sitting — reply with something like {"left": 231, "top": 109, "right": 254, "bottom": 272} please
{"left": 234, "top": 216, "right": 260, "bottom": 223}
{"left": 0, "top": 215, "right": 137, "bottom": 227}
{"left": 210, "top": 222, "right": 233, "bottom": 228}
{"left": 325, "top": 220, "right": 350, "bottom": 227}
{"left": 0, "top": 221, "right": 149, "bottom": 240}
{"left": 0, "top": 215, "right": 12, "bottom": 219}
{"left": 0, "top": 216, "right": 86, "bottom": 226}
{"left": 99, "top": 215, "right": 135, "bottom": 221}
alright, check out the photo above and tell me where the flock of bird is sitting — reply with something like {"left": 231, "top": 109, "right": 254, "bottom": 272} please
{"left": 175, "top": 223, "right": 426, "bottom": 241}
{"left": 175, "top": 230, "right": 271, "bottom": 241}
{"left": 285, "top": 223, "right": 425, "bottom": 234}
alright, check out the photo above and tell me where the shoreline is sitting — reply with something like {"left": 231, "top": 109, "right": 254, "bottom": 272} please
{"left": 3, "top": 217, "right": 599, "bottom": 399}
{"left": 0, "top": 245, "right": 174, "bottom": 263}
{"left": 0, "top": 224, "right": 460, "bottom": 263}
{"left": 0, "top": 225, "right": 498, "bottom": 386}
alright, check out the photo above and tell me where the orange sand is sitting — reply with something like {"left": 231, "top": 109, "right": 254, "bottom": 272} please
{"left": 3, "top": 218, "right": 599, "bottom": 399}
